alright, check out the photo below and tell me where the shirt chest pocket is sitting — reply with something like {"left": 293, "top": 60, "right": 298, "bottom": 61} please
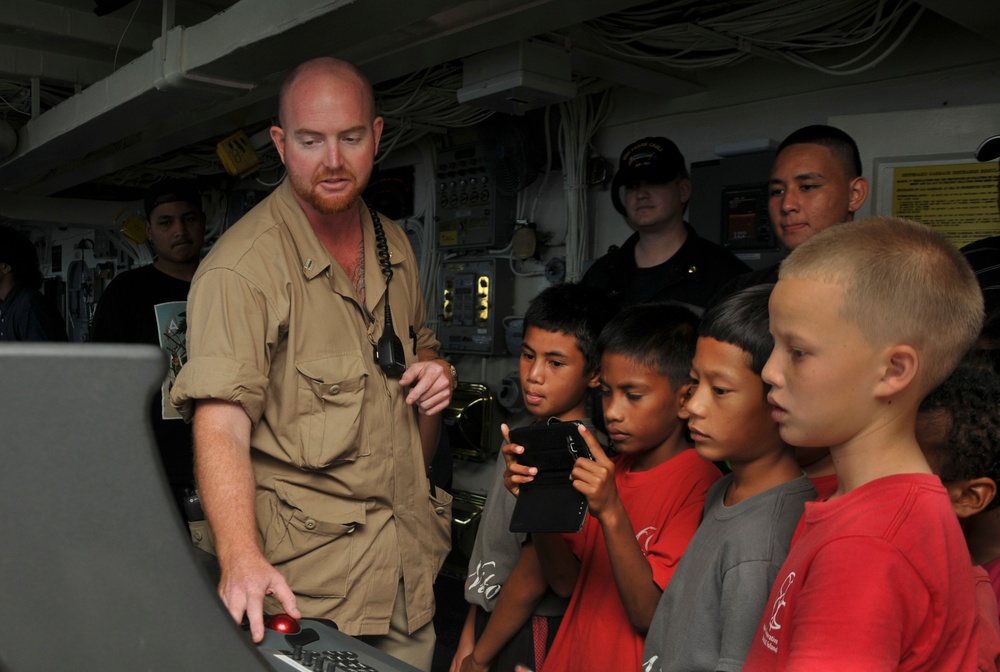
{"left": 295, "top": 355, "right": 369, "bottom": 468}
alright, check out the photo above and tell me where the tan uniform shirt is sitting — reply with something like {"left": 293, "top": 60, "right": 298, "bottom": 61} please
{"left": 172, "top": 180, "right": 450, "bottom": 636}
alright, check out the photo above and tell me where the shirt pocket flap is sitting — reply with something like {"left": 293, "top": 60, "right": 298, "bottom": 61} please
{"left": 273, "top": 479, "right": 368, "bottom": 532}
{"left": 295, "top": 355, "right": 367, "bottom": 401}
{"left": 294, "top": 354, "right": 369, "bottom": 466}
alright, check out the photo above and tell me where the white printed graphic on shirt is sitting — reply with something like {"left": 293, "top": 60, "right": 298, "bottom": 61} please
{"left": 636, "top": 526, "right": 657, "bottom": 554}
{"left": 468, "top": 560, "right": 501, "bottom": 600}
{"left": 154, "top": 300, "right": 188, "bottom": 420}
{"left": 761, "top": 571, "right": 796, "bottom": 653}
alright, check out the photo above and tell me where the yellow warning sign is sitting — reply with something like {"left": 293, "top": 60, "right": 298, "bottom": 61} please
{"left": 892, "top": 162, "right": 999, "bottom": 247}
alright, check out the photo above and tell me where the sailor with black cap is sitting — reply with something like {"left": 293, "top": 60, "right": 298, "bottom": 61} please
{"left": 91, "top": 177, "right": 207, "bottom": 519}
{"left": 959, "top": 134, "right": 1000, "bottom": 321}
{"left": 582, "top": 137, "right": 749, "bottom": 312}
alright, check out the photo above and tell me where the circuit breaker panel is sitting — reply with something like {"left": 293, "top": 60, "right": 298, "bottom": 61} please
{"left": 438, "top": 257, "right": 513, "bottom": 355}
{"left": 689, "top": 150, "right": 782, "bottom": 271}
{"left": 435, "top": 143, "right": 517, "bottom": 250}
{"left": 721, "top": 183, "right": 775, "bottom": 251}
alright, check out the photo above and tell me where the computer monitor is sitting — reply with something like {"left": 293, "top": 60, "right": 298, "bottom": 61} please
{"left": 0, "top": 343, "right": 272, "bottom": 671}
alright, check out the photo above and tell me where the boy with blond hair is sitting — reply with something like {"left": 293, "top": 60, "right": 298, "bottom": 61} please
{"left": 743, "top": 216, "right": 983, "bottom": 670}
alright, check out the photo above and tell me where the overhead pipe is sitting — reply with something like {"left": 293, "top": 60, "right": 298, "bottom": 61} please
{"left": 153, "top": 25, "right": 256, "bottom": 94}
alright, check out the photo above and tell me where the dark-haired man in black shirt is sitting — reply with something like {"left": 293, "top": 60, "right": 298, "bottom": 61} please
{"left": 91, "top": 178, "right": 206, "bottom": 513}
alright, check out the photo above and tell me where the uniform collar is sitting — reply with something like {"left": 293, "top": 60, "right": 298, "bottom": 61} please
{"left": 271, "top": 179, "right": 411, "bottom": 311}
{"left": 271, "top": 179, "right": 333, "bottom": 281}
{"left": 271, "top": 180, "right": 409, "bottom": 275}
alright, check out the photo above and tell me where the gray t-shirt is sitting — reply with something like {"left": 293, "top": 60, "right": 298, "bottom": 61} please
{"left": 465, "top": 450, "right": 525, "bottom": 612}
{"left": 464, "top": 418, "right": 599, "bottom": 616}
{"left": 642, "top": 473, "right": 816, "bottom": 672}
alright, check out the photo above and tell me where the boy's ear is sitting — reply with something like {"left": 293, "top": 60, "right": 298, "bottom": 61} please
{"left": 947, "top": 477, "right": 998, "bottom": 519}
{"left": 586, "top": 367, "right": 601, "bottom": 389}
{"left": 874, "top": 344, "right": 918, "bottom": 399}
{"left": 675, "top": 381, "right": 693, "bottom": 406}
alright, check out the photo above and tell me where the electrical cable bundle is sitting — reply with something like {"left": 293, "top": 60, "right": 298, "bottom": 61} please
{"left": 584, "top": 0, "right": 923, "bottom": 75}
{"left": 375, "top": 62, "right": 495, "bottom": 165}
{"left": 558, "top": 83, "right": 613, "bottom": 282}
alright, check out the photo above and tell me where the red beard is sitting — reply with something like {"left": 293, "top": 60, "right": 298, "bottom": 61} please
{"left": 292, "top": 168, "right": 361, "bottom": 214}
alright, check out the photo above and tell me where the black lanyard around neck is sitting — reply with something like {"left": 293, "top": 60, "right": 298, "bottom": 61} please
{"left": 366, "top": 202, "right": 406, "bottom": 377}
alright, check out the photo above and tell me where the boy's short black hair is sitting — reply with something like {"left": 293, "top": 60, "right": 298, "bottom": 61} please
{"left": 698, "top": 284, "right": 774, "bottom": 376}
{"left": 918, "top": 363, "right": 1000, "bottom": 510}
{"left": 598, "top": 303, "right": 699, "bottom": 390}
{"left": 778, "top": 124, "right": 863, "bottom": 179}
{"left": 523, "top": 282, "right": 614, "bottom": 373}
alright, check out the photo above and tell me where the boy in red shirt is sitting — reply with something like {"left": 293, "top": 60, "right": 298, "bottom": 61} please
{"left": 916, "top": 362, "right": 1000, "bottom": 671}
{"left": 504, "top": 304, "right": 723, "bottom": 672}
{"left": 743, "top": 216, "right": 983, "bottom": 671}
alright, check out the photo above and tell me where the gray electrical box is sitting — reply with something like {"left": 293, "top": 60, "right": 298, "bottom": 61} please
{"left": 457, "top": 39, "right": 576, "bottom": 115}
{"left": 435, "top": 143, "right": 517, "bottom": 251}
{"left": 438, "top": 257, "right": 513, "bottom": 355}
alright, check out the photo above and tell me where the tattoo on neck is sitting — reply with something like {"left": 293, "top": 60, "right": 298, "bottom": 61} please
{"left": 352, "top": 235, "right": 366, "bottom": 304}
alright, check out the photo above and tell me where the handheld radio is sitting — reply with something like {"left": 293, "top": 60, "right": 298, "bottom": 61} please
{"left": 368, "top": 203, "right": 407, "bottom": 377}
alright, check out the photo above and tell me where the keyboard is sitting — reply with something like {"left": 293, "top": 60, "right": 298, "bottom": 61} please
{"left": 268, "top": 648, "right": 378, "bottom": 672}
{"left": 256, "top": 618, "right": 421, "bottom": 672}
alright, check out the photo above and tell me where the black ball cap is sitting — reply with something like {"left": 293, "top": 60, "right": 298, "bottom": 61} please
{"left": 144, "top": 178, "right": 203, "bottom": 220}
{"left": 610, "top": 137, "right": 687, "bottom": 216}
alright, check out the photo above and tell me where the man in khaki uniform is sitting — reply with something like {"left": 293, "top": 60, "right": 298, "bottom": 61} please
{"left": 171, "top": 57, "right": 455, "bottom": 670}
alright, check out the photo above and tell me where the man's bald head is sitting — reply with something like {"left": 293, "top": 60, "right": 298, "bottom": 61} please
{"left": 277, "top": 57, "right": 377, "bottom": 129}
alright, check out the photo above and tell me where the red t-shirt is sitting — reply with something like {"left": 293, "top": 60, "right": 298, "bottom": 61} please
{"left": 742, "top": 474, "right": 978, "bottom": 672}
{"left": 975, "top": 565, "right": 1000, "bottom": 672}
{"left": 985, "top": 556, "right": 1000, "bottom": 618}
{"left": 807, "top": 473, "right": 838, "bottom": 501}
{"left": 541, "top": 448, "right": 722, "bottom": 672}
